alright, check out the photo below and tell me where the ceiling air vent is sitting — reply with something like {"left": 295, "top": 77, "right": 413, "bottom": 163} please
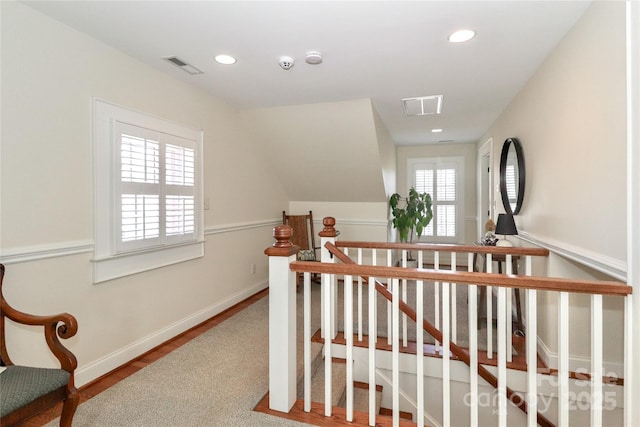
{"left": 402, "top": 95, "right": 443, "bottom": 116}
{"left": 163, "top": 56, "right": 203, "bottom": 75}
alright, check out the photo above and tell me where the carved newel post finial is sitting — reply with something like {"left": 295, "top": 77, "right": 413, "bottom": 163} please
{"left": 265, "top": 225, "right": 299, "bottom": 256}
{"left": 319, "top": 217, "right": 337, "bottom": 237}
{"left": 273, "top": 225, "right": 293, "bottom": 248}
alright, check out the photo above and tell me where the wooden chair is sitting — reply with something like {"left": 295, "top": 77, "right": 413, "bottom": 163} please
{"left": 0, "top": 264, "right": 79, "bottom": 427}
{"left": 282, "top": 210, "right": 320, "bottom": 285}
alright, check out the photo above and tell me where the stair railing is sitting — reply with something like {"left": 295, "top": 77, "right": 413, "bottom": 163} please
{"left": 265, "top": 218, "right": 633, "bottom": 427}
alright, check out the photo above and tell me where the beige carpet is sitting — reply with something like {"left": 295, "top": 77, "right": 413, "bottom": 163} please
{"left": 46, "top": 293, "right": 315, "bottom": 427}
{"left": 46, "top": 282, "right": 506, "bottom": 426}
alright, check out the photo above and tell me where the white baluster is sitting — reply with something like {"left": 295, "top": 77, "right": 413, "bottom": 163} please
{"left": 442, "top": 281, "right": 451, "bottom": 426}
{"left": 486, "top": 253, "right": 493, "bottom": 359}
{"left": 345, "top": 275, "right": 354, "bottom": 422}
{"left": 323, "top": 265, "right": 333, "bottom": 417}
{"left": 387, "top": 249, "right": 393, "bottom": 346}
{"left": 392, "top": 278, "right": 400, "bottom": 427}
{"left": 435, "top": 251, "right": 440, "bottom": 353}
{"left": 304, "top": 272, "right": 312, "bottom": 412}
{"left": 372, "top": 248, "right": 378, "bottom": 343}
{"left": 358, "top": 248, "right": 363, "bottom": 342}
{"left": 497, "top": 285, "right": 508, "bottom": 427}
{"left": 591, "top": 294, "right": 603, "bottom": 427}
{"left": 402, "top": 250, "right": 408, "bottom": 348}
{"left": 558, "top": 291, "right": 570, "bottom": 426}
{"left": 467, "top": 252, "right": 479, "bottom": 426}
{"left": 368, "top": 275, "right": 377, "bottom": 427}
{"left": 525, "top": 257, "right": 538, "bottom": 427}
{"left": 451, "top": 252, "right": 457, "bottom": 343}
{"left": 624, "top": 295, "right": 633, "bottom": 427}
{"left": 506, "top": 254, "right": 513, "bottom": 363}
{"left": 417, "top": 250, "right": 425, "bottom": 427}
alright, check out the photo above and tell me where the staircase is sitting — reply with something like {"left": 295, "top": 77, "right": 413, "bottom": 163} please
{"left": 291, "top": 334, "right": 413, "bottom": 426}
{"left": 264, "top": 221, "right": 633, "bottom": 427}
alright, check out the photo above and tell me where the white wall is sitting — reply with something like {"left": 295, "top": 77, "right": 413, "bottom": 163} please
{"left": 482, "top": 1, "right": 627, "bottom": 276}
{"left": 240, "top": 98, "right": 389, "bottom": 203}
{"left": 0, "top": 1, "right": 287, "bottom": 385}
{"left": 478, "top": 1, "right": 627, "bottom": 372}
{"left": 372, "top": 104, "right": 397, "bottom": 199}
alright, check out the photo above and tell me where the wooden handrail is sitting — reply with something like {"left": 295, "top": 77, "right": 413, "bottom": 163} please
{"left": 322, "top": 243, "right": 555, "bottom": 427}
{"left": 291, "top": 255, "right": 631, "bottom": 297}
{"left": 336, "top": 240, "right": 550, "bottom": 257}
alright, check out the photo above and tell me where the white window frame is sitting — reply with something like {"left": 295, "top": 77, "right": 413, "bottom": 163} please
{"left": 93, "top": 99, "right": 204, "bottom": 283}
{"left": 408, "top": 157, "right": 464, "bottom": 244}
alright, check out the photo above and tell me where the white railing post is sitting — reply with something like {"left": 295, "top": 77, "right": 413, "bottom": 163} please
{"left": 320, "top": 217, "right": 338, "bottom": 340}
{"left": 264, "top": 225, "right": 298, "bottom": 412}
{"left": 319, "top": 217, "right": 338, "bottom": 417}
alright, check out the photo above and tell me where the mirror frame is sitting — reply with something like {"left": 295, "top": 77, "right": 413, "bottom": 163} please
{"left": 499, "top": 137, "right": 525, "bottom": 215}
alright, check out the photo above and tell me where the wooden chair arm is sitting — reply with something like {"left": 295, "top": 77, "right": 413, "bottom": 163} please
{"left": 1, "top": 302, "right": 78, "bottom": 373}
{"left": 0, "top": 265, "right": 78, "bottom": 372}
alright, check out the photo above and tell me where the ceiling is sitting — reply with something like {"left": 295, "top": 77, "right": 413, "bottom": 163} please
{"left": 23, "top": 0, "right": 590, "bottom": 146}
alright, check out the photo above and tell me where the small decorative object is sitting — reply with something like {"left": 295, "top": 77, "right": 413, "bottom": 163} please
{"left": 495, "top": 213, "right": 518, "bottom": 247}
{"left": 483, "top": 218, "right": 498, "bottom": 245}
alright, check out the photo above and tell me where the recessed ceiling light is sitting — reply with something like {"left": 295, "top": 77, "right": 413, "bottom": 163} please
{"left": 448, "top": 29, "right": 476, "bottom": 43}
{"left": 432, "top": 128, "right": 443, "bottom": 133}
{"left": 215, "top": 54, "right": 237, "bottom": 65}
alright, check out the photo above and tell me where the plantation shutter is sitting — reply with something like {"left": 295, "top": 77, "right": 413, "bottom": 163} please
{"left": 115, "top": 122, "right": 196, "bottom": 253}
{"left": 413, "top": 159, "right": 459, "bottom": 240}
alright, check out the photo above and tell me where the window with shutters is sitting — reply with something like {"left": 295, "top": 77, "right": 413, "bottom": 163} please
{"left": 93, "top": 99, "right": 204, "bottom": 283}
{"left": 409, "top": 157, "right": 463, "bottom": 243}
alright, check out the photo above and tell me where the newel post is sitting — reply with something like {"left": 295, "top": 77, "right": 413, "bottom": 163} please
{"left": 264, "top": 225, "right": 299, "bottom": 412}
{"left": 319, "top": 217, "right": 338, "bottom": 339}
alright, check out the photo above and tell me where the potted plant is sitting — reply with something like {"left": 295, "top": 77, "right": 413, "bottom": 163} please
{"left": 390, "top": 187, "right": 433, "bottom": 251}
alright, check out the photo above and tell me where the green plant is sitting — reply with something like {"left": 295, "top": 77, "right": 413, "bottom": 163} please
{"left": 390, "top": 187, "right": 433, "bottom": 243}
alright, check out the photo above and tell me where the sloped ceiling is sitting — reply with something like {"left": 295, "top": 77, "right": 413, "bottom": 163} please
{"left": 241, "top": 99, "right": 388, "bottom": 202}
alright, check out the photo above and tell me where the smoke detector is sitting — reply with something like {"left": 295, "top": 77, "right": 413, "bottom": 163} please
{"left": 305, "top": 51, "right": 323, "bottom": 65}
{"left": 279, "top": 56, "right": 294, "bottom": 70}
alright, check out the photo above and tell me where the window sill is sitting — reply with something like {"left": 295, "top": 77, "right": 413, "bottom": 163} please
{"left": 92, "top": 240, "right": 204, "bottom": 284}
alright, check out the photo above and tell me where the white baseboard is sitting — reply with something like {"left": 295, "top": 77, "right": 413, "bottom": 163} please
{"left": 537, "top": 335, "right": 624, "bottom": 378}
{"left": 75, "top": 279, "right": 268, "bottom": 387}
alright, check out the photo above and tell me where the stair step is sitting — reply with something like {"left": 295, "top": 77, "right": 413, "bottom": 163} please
{"left": 296, "top": 341, "right": 323, "bottom": 400}
{"left": 379, "top": 406, "right": 414, "bottom": 422}
{"left": 298, "top": 355, "right": 347, "bottom": 407}
{"left": 345, "top": 381, "right": 383, "bottom": 415}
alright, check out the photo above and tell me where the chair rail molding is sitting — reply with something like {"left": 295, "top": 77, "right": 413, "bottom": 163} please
{"left": 0, "top": 219, "right": 282, "bottom": 264}
{"left": 204, "top": 218, "right": 281, "bottom": 235}
{"left": 518, "top": 231, "right": 626, "bottom": 281}
{"left": 0, "top": 240, "right": 94, "bottom": 265}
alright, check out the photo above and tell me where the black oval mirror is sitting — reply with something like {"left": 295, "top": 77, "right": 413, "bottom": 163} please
{"left": 499, "top": 137, "right": 525, "bottom": 215}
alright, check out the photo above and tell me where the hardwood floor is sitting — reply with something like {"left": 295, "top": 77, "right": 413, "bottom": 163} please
{"left": 19, "top": 289, "right": 268, "bottom": 427}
